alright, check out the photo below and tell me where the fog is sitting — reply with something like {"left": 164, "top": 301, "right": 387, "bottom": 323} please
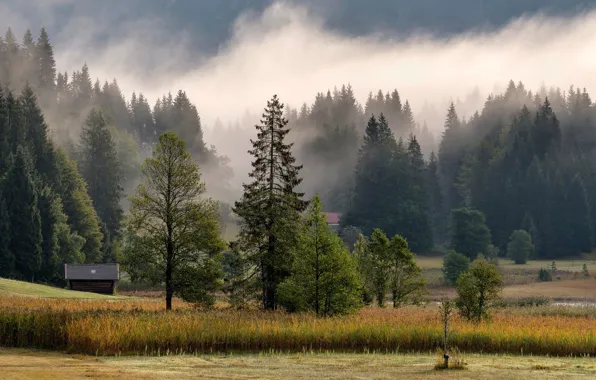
{"left": 3, "top": 0, "right": 596, "bottom": 194}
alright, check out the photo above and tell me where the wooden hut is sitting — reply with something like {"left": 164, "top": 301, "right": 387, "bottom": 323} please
{"left": 64, "top": 263, "right": 119, "bottom": 295}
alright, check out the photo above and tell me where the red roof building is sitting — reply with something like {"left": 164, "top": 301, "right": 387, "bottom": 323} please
{"left": 323, "top": 212, "right": 341, "bottom": 225}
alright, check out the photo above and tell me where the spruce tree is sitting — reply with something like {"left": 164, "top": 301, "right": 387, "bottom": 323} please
{"left": 37, "top": 186, "right": 62, "bottom": 282}
{"left": 0, "top": 188, "right": 13, "bottom": 277}
{"left": 20, "top": 86, "right": 56, "bottom": 181}
{"left": 403, "top": 134, "right": 433, "bottom": 252}
{"left": 428, "top": 151, "right": 445, "bottom": 243}
{"left": 0, "top": 85, "right": 9, "bottom": 176}
{"left": 4, "top": 147, "right": 42, "bottom": 280}
{"left": 36, "top": 28, "right": 56, "bottom": 98}
{"left": 342, "top": 114, "right": 396, "bottom": 235}
{"left": 233, "top": 94, "right": 307, "bottom": 310}
{"left": 439, "top": 103, "right": 464, "bottom": 211}
{"left": 78, "top": 109, "right": 123, "bottom": 242}
{"left": 54, "top": 150, "right": 103, "bottom": 263}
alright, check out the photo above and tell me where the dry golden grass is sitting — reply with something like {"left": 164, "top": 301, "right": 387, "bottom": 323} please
{"left": 1, "top": 349, "right": 595, "bottom": 379}
{"left": 503, "top": 279, "right": 596, "bottom": 300}
{"left": 1, "top": 293, "right": 596, "bottom": 357}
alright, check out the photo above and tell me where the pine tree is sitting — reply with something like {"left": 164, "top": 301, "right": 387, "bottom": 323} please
{"left": 342, "top": 114, "right": 396, "bottom": 235}
{"left": 428, "top": 151, "right": 445, "bottom": 243}
{"left": 0, "top": 188, "right": 13, "bottom": 277}
{"left": 0, "top": 85, "right": 9, "bottom": 176}
{"left": 4, "top": 147, "right": 42, "bottom": 280}
{"left": 37, "top": 186, "right": 63, "bottom": 282}
{"left": 233, "top": 94, "right": 307, "bottom": 310}
{"left": 36, "top": 28, "right": 56, "bottom": 99}
{"left": 439, "top": 103, "right": 464, "bottom": 211}
{"left": 20, "top": 86, "right": 56, "bottom": 181}
{"left": 78, "top": 109, "right": 124, "bottom": 242}
{"left": 403, "top": 134, "right": 433, "bottom": 252}
{"left": 54, "top": 150, "right": 103, "bottom": 263}
{"left": 7, "top": 91, "right": 24, "bottom": 152}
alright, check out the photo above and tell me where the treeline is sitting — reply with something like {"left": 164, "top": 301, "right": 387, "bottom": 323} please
{"left": 286, "top": 85, "right": 435, "bottom": 212}
{"left": 320, "top": 80, "right": 596, "bottom": 260}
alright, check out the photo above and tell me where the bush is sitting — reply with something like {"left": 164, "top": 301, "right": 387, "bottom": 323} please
{"left": 442, "top": 250, "right": 470, "bottom": 286}
{"left": 507, "top": 230, "right": 533, "bottom": 264}
{"left": 455, "top": 259, "right": 503, "bottom": 322}
{"left": 538, "top": 268, "right": 552, "bottom": 282}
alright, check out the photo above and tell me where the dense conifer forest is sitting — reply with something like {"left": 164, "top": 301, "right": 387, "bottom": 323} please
{"left": 1, "top": 26, "right": 595, "bottom": 286}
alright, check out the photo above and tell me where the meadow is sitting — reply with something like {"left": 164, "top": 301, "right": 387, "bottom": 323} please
{"left": 1, "top": 292, "right": 596, "bottom": 357}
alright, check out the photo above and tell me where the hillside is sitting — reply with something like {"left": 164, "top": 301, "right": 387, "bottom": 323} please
{"left": 0, "top": 278, "right": 128, "bottom": 299}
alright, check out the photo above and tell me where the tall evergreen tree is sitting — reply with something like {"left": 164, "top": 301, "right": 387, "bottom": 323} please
{"left": 4, "top": 147, "right": 42, "bottom": 280}
{"left": 0, "top": 188, "right": 13, "bottom": 277}
{"left": 233, "top": 94, "right": 308, "bottom": 310}
{"left": 54, "top": 150, "right": 103, "bottom": 263}
{"left": 78, "top": 109, "right": 123, "bottom": 243}
{"left": 342, "top": 114, "right": 396, "bottom": 235}
{"left": 0, "top": 85, "right": 9, "bottom": 176}
{"left": 427, "top": 151, "right": 445, "bottom": 243}
{"left": 21, "top": 86, "right": 56, "bottom": 181}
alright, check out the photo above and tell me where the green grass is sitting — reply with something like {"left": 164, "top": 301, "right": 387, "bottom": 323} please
{"left": 0, "top": 278, "right": 130, "bottom": 300}
{"left": 1, "top": 349, "right": 595, "bottom": 379}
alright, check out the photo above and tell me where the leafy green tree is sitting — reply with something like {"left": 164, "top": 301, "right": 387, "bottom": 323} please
{"left": 4, "top": 147, "right": 42, "bottom": 281}
{"left": 352, "top": 233, "right": 374, "bottom": 305}
{"left": 387, "top": 234, "right": 426, "bottom": 307}
{"left": 507, "top": 230, "right": 533, "bottom": 264}
{"left": 450, "top": 208, "right": 491, "bottom": 261}
{"left": 126, "top": 132, "right": 226, "bottom": 310}
{"left": 442, "top": 250, "right": 470, "bottom": 286}
{"left": 368, "top": 228, "right": 391, "bottom": 307}
{"left": 232, "top": 95, "right": 307, "bottom": 310}
{"left": 78, "top": 109, "right": 124, "bottom": 245}
{"left": 278, "top": 196, "right": 361, "bottom": 316}
{"left": 455, "top": 259, "right": 503, "bottom": 322}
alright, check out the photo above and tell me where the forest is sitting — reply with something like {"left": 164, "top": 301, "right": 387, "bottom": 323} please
{"left": 0, "top": 25, "right": 595, "bottom": 291}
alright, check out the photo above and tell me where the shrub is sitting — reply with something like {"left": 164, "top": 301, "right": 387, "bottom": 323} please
{"left": 538, "top": 268, "right": 552, "bottom": 282}
{"left": 507, "top": 230, "right": 533, "bottom": 264}
{"left": 455, "top": 259, "right": 503, "bottom": 322}
{"left": 442, "top": 250, "right": 470, "bottom": 286}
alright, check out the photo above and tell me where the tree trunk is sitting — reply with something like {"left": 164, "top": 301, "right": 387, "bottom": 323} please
{"left": 165, "top": 262, "right": 173, "bottom": 311}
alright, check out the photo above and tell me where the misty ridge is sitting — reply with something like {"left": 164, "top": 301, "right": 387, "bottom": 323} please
{"left": 2, "top": 1, "right": 596, "bottom": 260}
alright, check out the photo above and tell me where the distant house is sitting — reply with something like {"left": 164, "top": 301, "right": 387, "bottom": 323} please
{"left": 323, "top": 212, "right": 342, "bottom": 232}
{"left": 64, "top": 263, "right": 119, "bottom": 295}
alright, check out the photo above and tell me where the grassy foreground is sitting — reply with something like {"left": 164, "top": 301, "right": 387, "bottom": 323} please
{"left": 1, "top": 349, "right": 595, "bottom": 379}
{"left": 2, "top": 299, "right": 596, "bottom": 356}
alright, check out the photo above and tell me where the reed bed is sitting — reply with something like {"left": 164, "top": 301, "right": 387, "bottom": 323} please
{"left": 0, "top": 296, "right": 595, "bottom": 357}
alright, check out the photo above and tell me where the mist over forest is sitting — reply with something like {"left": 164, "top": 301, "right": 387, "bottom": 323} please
{"left": 2, "top": 0, "right": 596, "bottom": 286}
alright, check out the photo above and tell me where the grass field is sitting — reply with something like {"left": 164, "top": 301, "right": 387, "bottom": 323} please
{"left": 1, "top": 349, "right": 595, "bottom": 379}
